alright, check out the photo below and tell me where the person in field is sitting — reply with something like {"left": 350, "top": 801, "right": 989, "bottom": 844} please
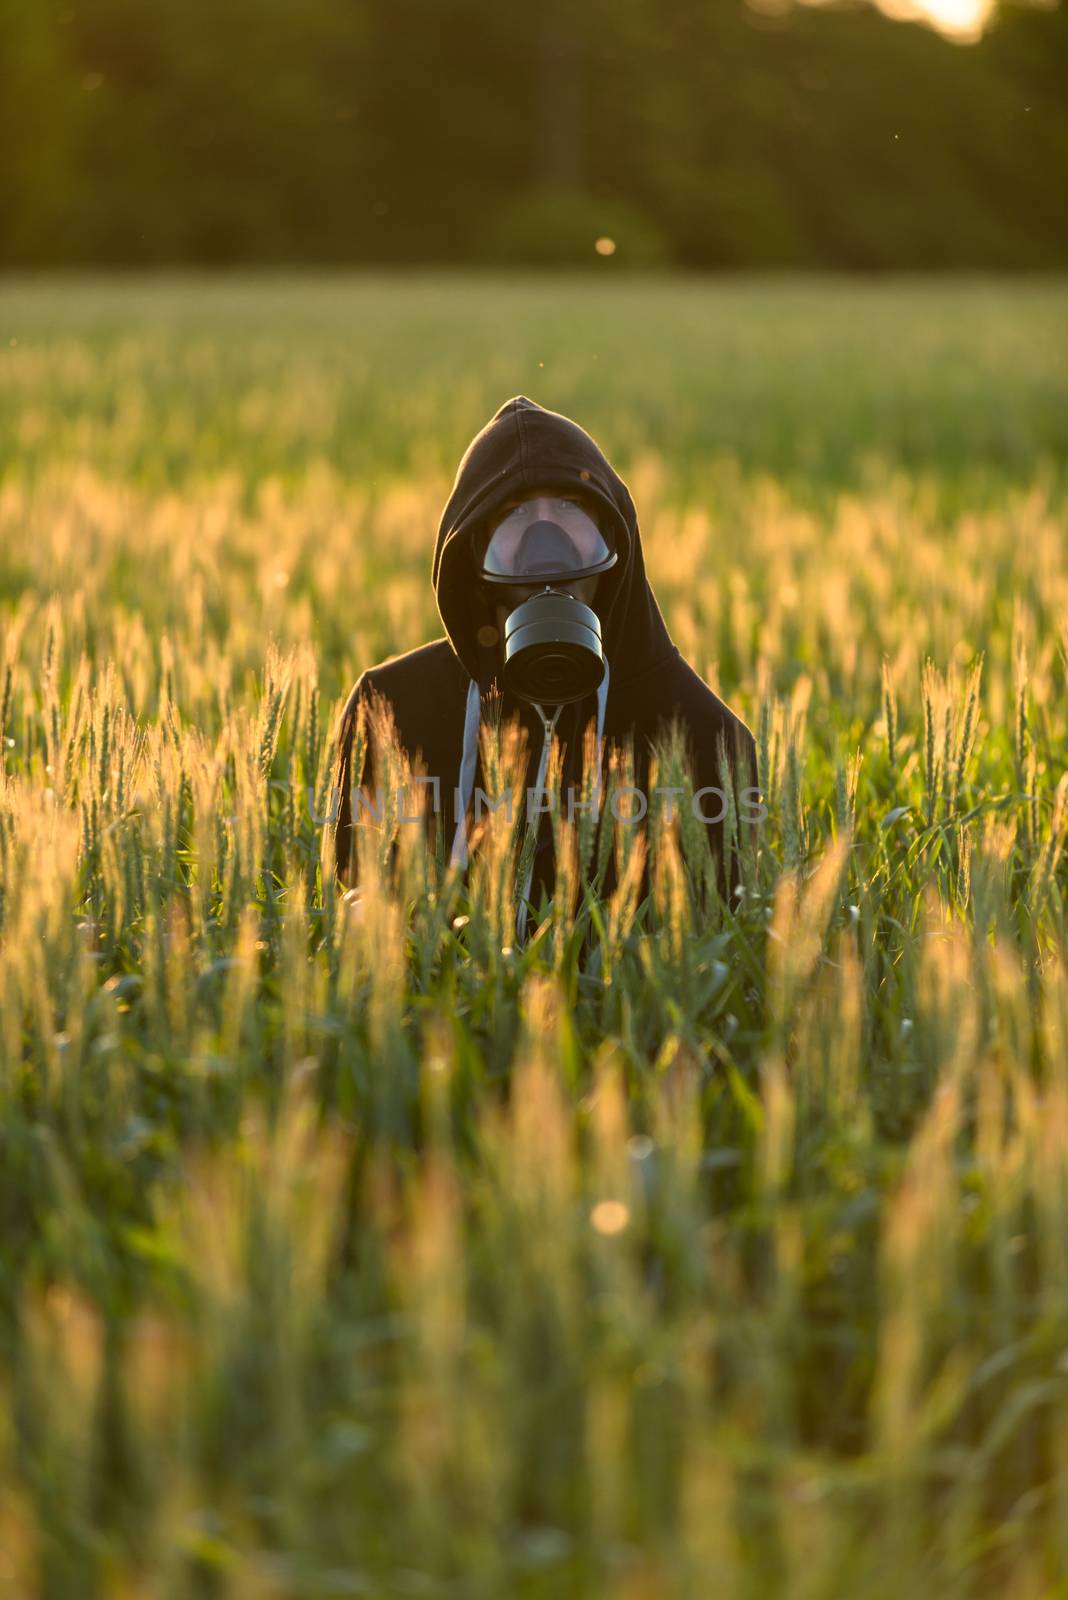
{"left": 327, "top": 394, "right": 758, "bottom": 934}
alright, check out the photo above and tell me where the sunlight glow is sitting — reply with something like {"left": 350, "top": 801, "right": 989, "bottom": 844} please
{"left": 789, "top": 0, "right": 1002, "bottom": 42}
{"left": 874, "top": 0, "right": 996, "bottom": 43}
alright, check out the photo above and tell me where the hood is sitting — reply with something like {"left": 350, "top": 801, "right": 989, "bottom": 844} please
{"left": 432, "top": 394, "right": 676, "bottom": 693}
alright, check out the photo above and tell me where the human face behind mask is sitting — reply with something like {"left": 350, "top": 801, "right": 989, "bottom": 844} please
{"left": 477, "top": 485, "right": 611, "bottom": 655}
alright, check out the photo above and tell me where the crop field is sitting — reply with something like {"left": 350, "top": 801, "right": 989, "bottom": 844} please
{"left": 1, "top": 274, "right": 1067, "bottom": 1598}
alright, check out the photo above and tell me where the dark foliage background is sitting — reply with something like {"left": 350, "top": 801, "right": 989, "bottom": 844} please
{"left": 1, "top": 0, "right": 1065, "bottom": 269}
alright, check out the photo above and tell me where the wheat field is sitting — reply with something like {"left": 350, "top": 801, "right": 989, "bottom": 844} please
{"left": 1, "top": 275, "right": 1067, "bottom": 1598}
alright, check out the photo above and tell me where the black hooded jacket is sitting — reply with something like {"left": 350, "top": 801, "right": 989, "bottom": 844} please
{"left": 328, "top": 395, "right": 758, "bottom": 920}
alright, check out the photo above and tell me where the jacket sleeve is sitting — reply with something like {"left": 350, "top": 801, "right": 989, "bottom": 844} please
{"left": 325, "top": 672, "right": 373, "bottom": 891}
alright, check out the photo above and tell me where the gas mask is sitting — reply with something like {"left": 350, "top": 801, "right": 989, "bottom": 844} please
{"left": 476, "top": 493, "right": 618, "bottom": 705}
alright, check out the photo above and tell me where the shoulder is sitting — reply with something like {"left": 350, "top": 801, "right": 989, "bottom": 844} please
{"left": 337, "top": 638, "right": 461, "bottom": 716}
{"left": 648, "top": 649, "right": 756, "bottom": 767}
{"left": 332, "top": 637, "right": 467, "bottom": 758}
{"left": 364, "top": 636, "right": 465, "bottom": 698}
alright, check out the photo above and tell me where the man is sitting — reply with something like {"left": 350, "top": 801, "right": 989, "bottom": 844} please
{"left": 327, "top": 394, "right": 758, "bottom": 933}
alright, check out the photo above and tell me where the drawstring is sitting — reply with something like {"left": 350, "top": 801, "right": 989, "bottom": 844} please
{"left": 515, "top": 700, "right": 564, "bottom": 944}
{"left": 449, "top": 677, "right": 482, "bottom": 870}
{"left": 594, "top": 657, "right": 610, "bottom": 804}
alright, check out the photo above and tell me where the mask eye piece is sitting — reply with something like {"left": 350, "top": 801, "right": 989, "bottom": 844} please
{"left": 480, "top": 495, "right": 616, "bottom": 585}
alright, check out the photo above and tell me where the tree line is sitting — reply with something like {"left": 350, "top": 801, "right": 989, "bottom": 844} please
{"left": 1, "top": 0, "right": 1065, "bottom": 269}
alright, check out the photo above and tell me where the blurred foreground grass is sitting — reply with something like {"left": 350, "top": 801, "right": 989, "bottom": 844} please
{"left": 1, "top": 275, "right": 1067, "bottom": 1597}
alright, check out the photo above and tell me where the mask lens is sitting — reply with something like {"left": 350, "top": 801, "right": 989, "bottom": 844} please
{"left": 481, "top": 496, "right": 612, "bottom": 581}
